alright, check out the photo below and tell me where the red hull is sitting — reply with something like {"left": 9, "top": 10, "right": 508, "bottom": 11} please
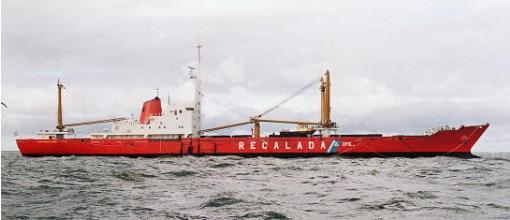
{"left": 16, "top": 124, "right": 489, "bottom": 157}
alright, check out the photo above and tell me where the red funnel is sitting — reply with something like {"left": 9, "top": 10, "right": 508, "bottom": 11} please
{"left": 139, "top": 97, "right": 162, "bottom": 124}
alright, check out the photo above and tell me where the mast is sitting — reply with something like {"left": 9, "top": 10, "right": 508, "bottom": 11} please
{"left": 320, "top": 75, "right": 325, "bottom": 124}
{"left": 253, "top": 119, "right": 261, "bottom": 138}
{"left": 56, "top": 79, "right": 65, "bottom": 138}
{"left": 194, "top": 43, "right": 202, "bottom": 137}
{"left": 320, "top": 70, "right": 332, "bottom": 128}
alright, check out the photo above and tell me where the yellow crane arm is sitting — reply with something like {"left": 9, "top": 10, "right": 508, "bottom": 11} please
{"left": 201, "top": 70, "right": 333, "bottom": 138}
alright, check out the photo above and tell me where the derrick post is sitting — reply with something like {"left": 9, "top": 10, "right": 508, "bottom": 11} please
{"left": 320, "top": 70, "right": 332, "bottom": 128}
{"left": 324, "top": 70, "right": 331, "bottom": 127}
{"left": 320, "top": 76, "right": 325, "bottom": 125}
{"left": 252, "top": 119, "right": 261, "bottom": 138}
{"left": 56, "top": 80, "right": 65, "bottom": 138}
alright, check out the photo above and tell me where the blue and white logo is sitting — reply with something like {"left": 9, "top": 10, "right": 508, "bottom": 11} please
{"left": 327, "top": 140, "right": 341, "bottom": 154}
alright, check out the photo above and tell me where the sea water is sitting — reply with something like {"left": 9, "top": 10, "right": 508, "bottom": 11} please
{"left": 2, "top": 152, "right": 509, "bottom": 219}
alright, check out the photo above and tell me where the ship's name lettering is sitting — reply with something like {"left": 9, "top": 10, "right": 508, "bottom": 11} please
{"left": 237, "top": 141, "right": 353, "bottom": 150}
{"left": 238, "top": 141, "right": 327, "bottom": 150}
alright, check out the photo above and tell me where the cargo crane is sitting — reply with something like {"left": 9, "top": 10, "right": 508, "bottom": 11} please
{"left": 51, "top": 80, "right": 128, "bottom": 136}
{"left": 200, "top": 70, "right": 337, "bottom": 138}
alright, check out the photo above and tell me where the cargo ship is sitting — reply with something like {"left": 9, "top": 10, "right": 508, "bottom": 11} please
{"left": 16, "top": 45, "right": 489, "bottom": 157}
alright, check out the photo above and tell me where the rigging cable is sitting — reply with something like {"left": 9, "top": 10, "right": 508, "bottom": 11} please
{"left": 201, "top": 94, "right": 250, "bottom": 118}
{"left": 257, "top": 77, "right": 321, "bottom": 118}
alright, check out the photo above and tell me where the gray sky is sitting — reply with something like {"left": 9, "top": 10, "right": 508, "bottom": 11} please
{"left": 2, "top": 0, "right": 509, "bottom": 152}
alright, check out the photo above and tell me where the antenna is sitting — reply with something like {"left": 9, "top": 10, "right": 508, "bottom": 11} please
{"left": 155, "top": 87, "right": 159, "bottom": 98}
{"left": 197, "top": 33, "right": 202, "bottom": 64}
{"left": 197, "top": 43, "right": 202, "bottom": 65}
{"left": 188, "top": 66, "right": 196, "bottom": 78}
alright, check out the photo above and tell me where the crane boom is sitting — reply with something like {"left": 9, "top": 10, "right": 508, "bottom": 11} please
{"left": 63, "top": 117, "right": 128, "bottom": 127}
{"left": 200, "top": 119, "right": 319, "bottom": 133}
{"left": 200, "top": 70, "right": 334, "bottom": 138}
{"left": 200, "top": 121, "right": 252, "bottom": 133}
{"left": 258, "top": 119, "right": 320, "bottom": 126}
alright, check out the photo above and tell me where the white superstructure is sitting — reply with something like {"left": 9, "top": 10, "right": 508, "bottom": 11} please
{"left": 91, "top": 44, "right": 203, "bottom": 139}
{"left": 91, "top": 102, "right": 198, "bottom": 139}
